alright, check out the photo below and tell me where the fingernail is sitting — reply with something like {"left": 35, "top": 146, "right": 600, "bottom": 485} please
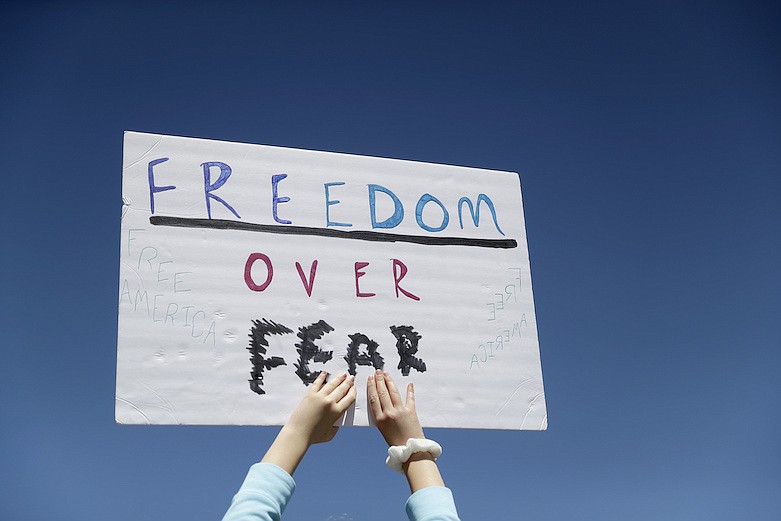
{"left": 376, "top": 369, "right": 382, "bottom": 375}
{"left": 368, "top": 375, "right": 374, "bottom": 381}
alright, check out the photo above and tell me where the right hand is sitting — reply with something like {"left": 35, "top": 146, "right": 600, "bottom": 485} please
{"left": 367, "top": 370, "right": 424, "bottom": 446}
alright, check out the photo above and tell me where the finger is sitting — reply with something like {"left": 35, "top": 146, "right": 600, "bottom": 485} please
{"left": 310, "top": 370, "right": 328, "bottom": 392}
{"left": 320, "top": 371, "right": 347, "bottom": 394}
{"left": 337, "top": 381, "right": 357, "bottom": 409}
{"left": 374, "top": 369, "right": 394, "bottom": 411}
{"left": 367, "top": 374, "right": 383, "bottom": 419}
{"left": 383, "top": 371, "right": 403, "bottom": 407}
{"left": 405, "top": 382, "right": 416, "bottom": 410}
{"left": 330, "top": 374, "right": 355, "bottom": 402}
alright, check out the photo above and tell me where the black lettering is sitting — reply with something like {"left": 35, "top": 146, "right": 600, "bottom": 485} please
{"left": 247, "top": 319, "right": 292, "bottom": 395}
{"left": 344, "top": 333, "right": 385, "bottom": 375}
{"left": 294, "top": 320, "right": 335, "bottom": 385}
{"left": 390, "top": 325, "right": 426, "bottom": 376}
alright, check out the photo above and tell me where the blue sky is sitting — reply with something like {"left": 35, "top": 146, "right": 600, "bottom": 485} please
{"left": 1, "top": 1, "right": 779, "bottom": 520}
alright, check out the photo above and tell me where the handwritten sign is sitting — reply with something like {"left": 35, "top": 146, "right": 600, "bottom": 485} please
{"left": 116, "top": 131, "right": 547, "bottom": 430}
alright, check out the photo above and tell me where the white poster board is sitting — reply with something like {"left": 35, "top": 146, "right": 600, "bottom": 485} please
{"left": 116, "top": 132, "right": 547, "bottom": 430}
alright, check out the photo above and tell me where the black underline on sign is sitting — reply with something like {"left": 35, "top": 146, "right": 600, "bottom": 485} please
{"left": 149, "top": 216, "right": 518, "bottom": 249}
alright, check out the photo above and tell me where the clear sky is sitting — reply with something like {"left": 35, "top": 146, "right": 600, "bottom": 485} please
{"left": 1, "top": 1, "right": 779, "bottom": 520}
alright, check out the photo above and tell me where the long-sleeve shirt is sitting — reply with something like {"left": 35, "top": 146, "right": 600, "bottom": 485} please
{"left": 222, "top": 463, "right": 460, "bottom": 521}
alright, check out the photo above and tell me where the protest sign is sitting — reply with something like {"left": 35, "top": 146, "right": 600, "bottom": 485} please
{"left": 116, "top": 132, "right": 547, "bottom": 429}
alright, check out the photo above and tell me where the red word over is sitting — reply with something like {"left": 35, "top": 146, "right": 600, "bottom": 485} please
{"left": 243, "top": 254, "right": 420, "bottom": 300}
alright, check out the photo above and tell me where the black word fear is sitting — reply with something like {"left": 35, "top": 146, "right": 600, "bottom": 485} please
{"left": 247, "top": 318, "right": 426, "bottom": 395}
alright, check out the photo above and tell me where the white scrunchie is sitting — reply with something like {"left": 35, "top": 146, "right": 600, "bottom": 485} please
{"left": 386, "top": 438, "right": 443, "bottom": 473}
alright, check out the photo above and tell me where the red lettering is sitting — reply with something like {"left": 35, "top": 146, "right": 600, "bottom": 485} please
{"left": 244, "top": 253, "right": 273, "bottom": 292}
{"left": 354, "top": 261, "right": 376, "bottom": 298}
{"left": 392, "top": 259, "right": 420, "bottom": 301}
{"left": 295, "top": 260, "right": 319, "bottom": 297}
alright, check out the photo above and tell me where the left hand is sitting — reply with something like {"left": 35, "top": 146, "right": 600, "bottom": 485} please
{"left": 283, "top": 371, "right": 357, "bottom": 445}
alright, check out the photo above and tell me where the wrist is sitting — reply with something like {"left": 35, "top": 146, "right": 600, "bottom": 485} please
{"left": 385, "top": 438, "right": 442, "bottom": 473}
{"left": 386, "top": 429, "right": 425, "bottom": 448}
{"left": 402, "top": 451, "right": 437, "bottom": 472}
{"left": 278, "top": 424, "right": 315, "bottom": 449}
{"left": 401, "top": 451, "right": 445, "bottom": 493}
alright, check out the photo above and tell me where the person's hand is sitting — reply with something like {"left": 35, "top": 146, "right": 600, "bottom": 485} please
{"left": 261, "top": 371, "right": 356, "bottom": 475}
{"left": 284, "top": 371, "right": 357, "bottom": 445}
{"left": 367, "top": 369, "right": 424, "bottom": 447}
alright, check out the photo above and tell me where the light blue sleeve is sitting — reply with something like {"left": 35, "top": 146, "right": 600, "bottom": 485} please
{"left": 222, "top": 463, "right": 296, "bottom": 521}
{"left": 405, "top": 486, "right": 461, "bottom": 521}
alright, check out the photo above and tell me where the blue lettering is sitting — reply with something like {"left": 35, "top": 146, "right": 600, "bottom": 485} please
{"left": 164, "top": 303, "right": 178, "bottom": 325}
{"left": 272, "top": 174, "right": 292, "bottom": 224}
{"left": 148, "top": 158, "right": 175, "bottom": 214}
{"left": 174, "top": 272, "right": 192, "bottom": 293}
{"left": 415, "top": 193, "right": 449, "bottom": 232}
{"left": 457, "top": 194, "right": 504, "bottom": 236}
{"left": 202, "top": 161, "right": 240, "bottom": 219}
{"left": 192, "top": 310, "right": 206, "bottom": 338}
{"left": 324, "top": 182, "right": 351, "bottom": 227}
{"left": 368, "top": 184, "right": 404, "bottom": 229}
